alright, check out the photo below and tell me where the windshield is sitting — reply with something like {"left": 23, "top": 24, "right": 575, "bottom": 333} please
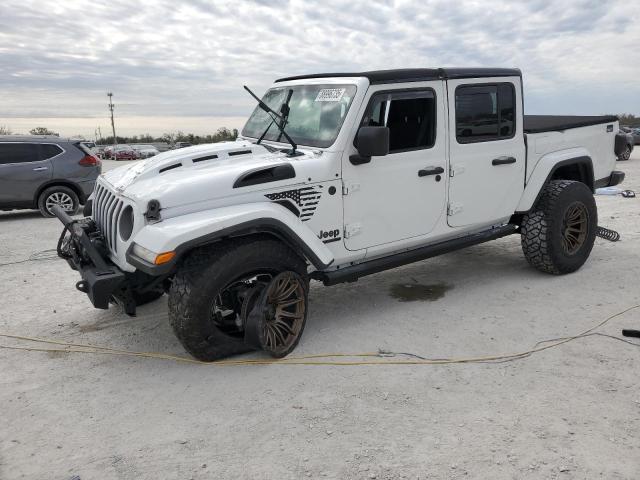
{"left": 242, "top": 84, "right": 357, "bottom": 148}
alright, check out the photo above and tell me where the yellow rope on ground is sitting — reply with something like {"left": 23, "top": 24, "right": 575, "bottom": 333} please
{"left": 0, "top": 304, "right": 638, "bottom": 366}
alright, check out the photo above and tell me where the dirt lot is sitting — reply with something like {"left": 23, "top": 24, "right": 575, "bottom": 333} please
{"left": 1, "top": 153, "right": 639, "bottom": 480}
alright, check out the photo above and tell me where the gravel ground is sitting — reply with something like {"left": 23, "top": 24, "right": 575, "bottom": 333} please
{"left": 1, "top": 154, "right": 639, "bottom": 480}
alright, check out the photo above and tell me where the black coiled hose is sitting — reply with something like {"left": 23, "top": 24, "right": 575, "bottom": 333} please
{"left": 596, "top": 226, "right": 620, "bottom": 242}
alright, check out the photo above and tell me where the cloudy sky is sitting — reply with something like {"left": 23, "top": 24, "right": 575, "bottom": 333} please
{"left": 0, "top": 0, "right": 638, "bottom": 138}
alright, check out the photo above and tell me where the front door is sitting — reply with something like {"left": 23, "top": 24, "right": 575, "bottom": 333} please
{"left": 446, "top": 78, "right": 526, "bottom": 227}
{"left": 342, "top": 82, "right": 447, "bottom": 251}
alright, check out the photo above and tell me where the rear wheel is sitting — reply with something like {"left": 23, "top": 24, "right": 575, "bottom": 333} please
{"left": 521, "top": 180, "right": 597, "bottom": 274}
{"left": 168, "top": 237, "right": 309, "bottom": 361}
{"left": 38, "top": 186, "right": 79, "bottom": 217}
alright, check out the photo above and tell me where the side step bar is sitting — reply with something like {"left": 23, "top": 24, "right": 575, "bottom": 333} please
{"left": 313, "top": 224, "right": 518, "bottom": 286}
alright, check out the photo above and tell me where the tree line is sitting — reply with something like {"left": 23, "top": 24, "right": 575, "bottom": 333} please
{"left": 96, "top": 127, "right": 239, "bottom": 145}
{"left": 0, "top": 126, "right": 239, "bottom": 144}
{"left": 617, "top": 114, "right": 639, "bottom": 126}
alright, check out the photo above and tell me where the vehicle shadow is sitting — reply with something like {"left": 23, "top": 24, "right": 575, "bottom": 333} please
{"left": 0, "top": 210, "right": 43, "bottom": 221}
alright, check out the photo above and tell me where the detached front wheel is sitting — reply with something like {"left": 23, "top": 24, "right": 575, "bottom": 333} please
{"left": 168, "top": 237, "right": 309, "bottom": 361}
{"left": 521, "top": 180, "right": 597, "bottom": 274}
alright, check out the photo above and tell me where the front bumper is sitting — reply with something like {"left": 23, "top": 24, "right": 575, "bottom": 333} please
{"left": 52, "top": 206, "right": 126, "bottom": 310}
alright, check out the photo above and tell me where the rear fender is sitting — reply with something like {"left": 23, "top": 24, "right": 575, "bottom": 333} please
{"left": 516, "top": 148, "right": 593, "bottom": 212}
{"left": 127, "top": 202, "right": 335, "bottom": 275}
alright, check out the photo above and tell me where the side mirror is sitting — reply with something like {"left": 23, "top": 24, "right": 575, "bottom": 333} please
{"left": 350, "top": 126, "right": 390, "bottom": 165}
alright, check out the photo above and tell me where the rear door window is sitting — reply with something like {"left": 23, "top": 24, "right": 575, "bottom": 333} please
{"left": 40, "top": 144, "right": 63, "bottom": 159}
{"left": 455, "top": 83, "right": 515, "bottom": 143}
{"left": 0, "top": 143, "right": 40, "bottom": 164}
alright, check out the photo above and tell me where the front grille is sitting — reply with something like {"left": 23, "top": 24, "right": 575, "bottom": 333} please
{"left": 93, "top": 182, "right": 124, "bottom": 253}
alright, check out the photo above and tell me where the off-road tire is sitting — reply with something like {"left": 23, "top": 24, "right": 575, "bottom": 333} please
{"left": 617, "top": 145, "right": 631, "bottom": 161}
{"left": 38, "top": 186, "right": 79, "bottom": 218}
{"left": 168, "top": 236, "right": 309, "bottom": 361}
{"left": 521, "top": 180, "right": 597, "bottom": 274}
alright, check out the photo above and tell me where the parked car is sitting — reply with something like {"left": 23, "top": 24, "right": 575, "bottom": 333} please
{"left": 617, "top": 130, "right": 634, "bottom": 161}
{"left": 113, "top": 145, "right": 139, "bottom": 161}
{"left": 102, "top": 145, "right": 114, "bottom": 159}
{"left": 0, "top": 135, "right": 101, "bottom": 217}
{"left": 632, "top": 128, "right": 640, "bottom": 146}
{"left": 93, "top": 145, "right": 107, "bottom": 158}
{"left": 174, "top": 142, "right": 192, "bottom": 149}
{"left": 53, "top": 67, "right": 625, "bottom": 361}
{"left": 81, "top": 141, "right": 96, "bottom": 150}
{"left": 132, "top": 144, "right": 159, "bottom": 158}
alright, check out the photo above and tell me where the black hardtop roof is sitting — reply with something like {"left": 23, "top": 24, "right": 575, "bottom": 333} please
{"left": 276, "top": 68, "right": 522, "bottom": 84}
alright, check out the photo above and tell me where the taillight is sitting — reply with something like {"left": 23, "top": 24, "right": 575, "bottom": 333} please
{"left": 79, "top": 154, "right": 101, "bottom": 167}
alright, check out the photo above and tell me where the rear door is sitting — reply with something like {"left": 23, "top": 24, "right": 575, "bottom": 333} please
{"left": 446, "top": 78, "right": 526, "bottom": 227}
{"left": 342, "top": 82, "right": 447, "bottom": 250}
{"left": 0, "top": 143, "right": 53, "bottom": 205}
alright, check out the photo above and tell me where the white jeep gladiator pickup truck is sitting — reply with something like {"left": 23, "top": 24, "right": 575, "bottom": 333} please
{"left": 53, "top": 67, "right": 627, "bottom": 361}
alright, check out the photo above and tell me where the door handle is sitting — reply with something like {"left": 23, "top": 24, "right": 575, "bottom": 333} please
{"left": 32, "top": 167, "right": 49, "bottom": 171}
{"left": 492, "top": 156, "right": 516, "bottom": 166}
{"left": 418, "top": 166, "right": 445, "bottom": 177}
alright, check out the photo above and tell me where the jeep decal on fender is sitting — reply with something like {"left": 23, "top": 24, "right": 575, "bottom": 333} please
{"left": 318, "top": 228, "right": 341, "bottom": 244}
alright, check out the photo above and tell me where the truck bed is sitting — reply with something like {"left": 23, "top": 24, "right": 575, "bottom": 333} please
{"left": 524, "top": 116, "right": 618, "bottom": 187}
{"left": 524, "top": 115, "right": 618, "bottom": 134}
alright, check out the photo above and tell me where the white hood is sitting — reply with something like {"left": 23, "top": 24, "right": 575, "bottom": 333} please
{"left": 103, "top": 141, "right": 282, "bottom": 190}
{"left": 100, "top": 140, "right": 324, "bottom": 210}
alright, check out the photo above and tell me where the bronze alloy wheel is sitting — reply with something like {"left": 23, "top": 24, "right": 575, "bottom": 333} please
{"left": 561, "top": 201, "right": 588, "bottom": 255}
{"left": 261, "top": 271, "right": 306, "bottom": 356}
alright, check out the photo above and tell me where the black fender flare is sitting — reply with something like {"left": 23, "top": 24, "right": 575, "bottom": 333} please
{"left": 126, "top": 218, "right": 333, "bottom": 276}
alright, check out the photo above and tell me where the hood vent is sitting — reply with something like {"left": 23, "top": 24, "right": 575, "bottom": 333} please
{"left": 193, "top": 154, "right": 218, "bottom": 163}
{"left": 233, "top": 163, "right": 296, "bottom": 188}
{"left": 159, "top": 163, "right": 182, "bottom": 173}
{"left": 228, "top": 149, "right": 252, "bottom": 157}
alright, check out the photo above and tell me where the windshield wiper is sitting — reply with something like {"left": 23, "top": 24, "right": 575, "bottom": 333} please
{"left": 257, "top": 88, "right": 293, "bottom": 145}
{"left": 276, "top": 89, "right": 293, "bottom": 143}
{"left": 244, "top": 85, "right": 297, "bottom": 156}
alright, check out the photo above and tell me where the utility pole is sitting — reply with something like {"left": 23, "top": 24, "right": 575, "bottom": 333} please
{"left": 107, "top": 92, "right": 117, "bottom": 148}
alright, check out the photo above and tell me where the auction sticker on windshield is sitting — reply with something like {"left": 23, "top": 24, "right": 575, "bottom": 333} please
{"left": 315, "top": 88, "right": 346, "bottom": 102}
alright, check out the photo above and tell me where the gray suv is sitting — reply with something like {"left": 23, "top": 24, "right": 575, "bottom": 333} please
{"left": 0, "top": 135, "right": 101, "bottom": 217}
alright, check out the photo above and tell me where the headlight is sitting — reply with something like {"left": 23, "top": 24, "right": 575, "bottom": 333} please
{"left": 131, "top": 243, "right": 156, "bottom": 263}
{"left": 131, "top": 243, "right": 175, "bottom": 265}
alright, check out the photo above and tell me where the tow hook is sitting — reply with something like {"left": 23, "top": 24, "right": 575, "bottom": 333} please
{"left": 76, "top": 280, "right": 88, "bottom": 293}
